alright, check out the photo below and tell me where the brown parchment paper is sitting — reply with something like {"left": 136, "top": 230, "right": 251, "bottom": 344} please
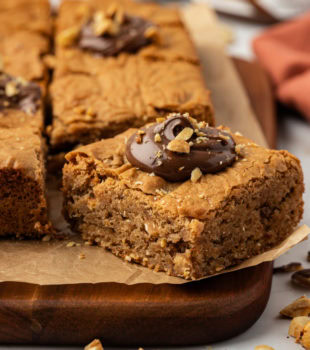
{"left": 0, "top": 4, "right": 308, "bottom": 286}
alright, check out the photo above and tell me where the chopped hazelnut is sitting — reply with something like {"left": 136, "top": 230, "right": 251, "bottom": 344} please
{"left": 289, "top": 316, "right": 310, "bottom": 342}
{"left": 57, "top": 26, "right": 80, "bottom": 47}
{"left": 135, "top": 135, "right": 142, "bottom": 144}
{"left": 167, "top": 139, "right": 190, "bottom": 154}
{"left": 93, "top": 16, "right": 113, "bottom": 36}
{"left": 154, "top": 133, "right": 161, "bottom": 142}
{"left": 191, "top": 167, "right": 202, "bottom": 183}
{"left": 301, "top": 322, "right": 310, "bottom": 349}
{"left": 84, "top": 339, "right": 104, "bottom": 350}
{"left": 156, "top": 117, "right": 165, "bottom": 123}
{"left": 5, "top": 82, "right": 18, "bottom": 97}
{"left": 175, "top": 127, "right": 194, "bottom": 141}
{"left": 144, "top": 26, "right": 161, "bottom": 44}
{"left": 280, "top": 296, "right": 310, "bottom": 318}
{"left": 254, "top": 346, "right": 274, "bottom": 350}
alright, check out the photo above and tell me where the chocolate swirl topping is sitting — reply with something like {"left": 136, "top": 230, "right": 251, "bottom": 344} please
{"left": 126, "top": 114, "right": 237, "bottom": 182}
{"left": 0, "top": 72, "right": 41, "bottom": 114}
{"left": 79, "top": 11, "right": 156, "bottom": 56}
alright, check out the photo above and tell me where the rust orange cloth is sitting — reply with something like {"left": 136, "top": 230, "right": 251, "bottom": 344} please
{"left": 253, "top": 13, "right": 310, "bottom": 121}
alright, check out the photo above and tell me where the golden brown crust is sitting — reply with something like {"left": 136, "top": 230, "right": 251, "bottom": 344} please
{"left": 0, "top": 0, "right": 52, "bottom": 36}
{"left": 65, "top": 128, "right": 303, "bottom": 220}
{"left": 49, "top": 0, "right": 214, "bottom": 149}
{"left": 0, "top": 30, "right": 50, "bottom": 83}
{"left": 49, "top": 56, "right": 213, "bottom": 149}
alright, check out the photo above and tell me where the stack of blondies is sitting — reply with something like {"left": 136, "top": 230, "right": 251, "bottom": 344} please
{"left": 0, "top": 0, "right": 304, "bottom": 280}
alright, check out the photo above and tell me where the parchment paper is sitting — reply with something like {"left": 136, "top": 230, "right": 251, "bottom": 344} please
{"left": 0, "top": 4, "right": 308, "bottom": 285}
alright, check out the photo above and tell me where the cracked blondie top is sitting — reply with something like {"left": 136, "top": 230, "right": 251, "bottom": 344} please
{"left": 63, "top": 115, "right": 304, "bottom": 279}
{"left": 0, "top": 0, "right": 51, "bottom": 88}
{"left": 49, "top": 55, "right": 213, "bottom": 149}
{"left": 48, "top": 0, "right": 213, "bottom": 150}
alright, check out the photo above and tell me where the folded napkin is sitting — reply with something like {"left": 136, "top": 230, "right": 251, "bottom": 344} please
{"left": 253, "top": 13, "right": 310, "bottom": 121}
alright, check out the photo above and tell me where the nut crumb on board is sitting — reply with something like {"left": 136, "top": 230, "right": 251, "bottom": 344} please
{"left": 41, "top": 235, "right": 51, "bottom": 242}
{"left": 254, "top": 345, "right": 274, "bottom": 350}
{"left": 84, "top": 339, "right": 103, "bottom": 350}
{"left": 289, "top": 316, "right": 310, "bottom": 342}
{"left": 280, "top": 296, "right": 310, "bottom": 318}
{"left": 289, "top": 317, "right": 310, "bottom": 349}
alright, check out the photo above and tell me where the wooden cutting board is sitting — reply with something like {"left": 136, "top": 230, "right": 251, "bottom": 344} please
{"left": 0, "top": 58, "right": 276, "bottom": 346}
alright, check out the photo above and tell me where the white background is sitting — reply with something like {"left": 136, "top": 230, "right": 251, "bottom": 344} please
{"left": 1, "top": 4, "right": 310, "bottom": 350}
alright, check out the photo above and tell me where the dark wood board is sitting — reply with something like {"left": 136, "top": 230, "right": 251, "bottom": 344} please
{"left": 0, "top": 59, "right": 276, "bottom": 346}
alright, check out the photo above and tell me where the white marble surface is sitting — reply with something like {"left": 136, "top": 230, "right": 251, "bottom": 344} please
{"left": 2, "top": 11, "right": 310, "bottom": 350}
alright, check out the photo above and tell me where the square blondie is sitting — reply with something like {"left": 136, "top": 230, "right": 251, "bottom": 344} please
{"left": 49, "top": 0, "right": 214, "bottom": 150}
{"left": 0, "top": 127, "right": 51, "bottom": 237}
{"left": 49, "top": 56, "right": 213, "bottom": 149}
{"left": 63, "top": 126, "right": 304, "bottom": 279}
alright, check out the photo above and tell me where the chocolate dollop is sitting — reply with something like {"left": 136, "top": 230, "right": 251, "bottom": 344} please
{"left": 0, "top": 72, "right": 41, "bottom": 114}
{"left": 126, "top": 114, "right": 237, "bottom": 182}
{"left": 79, "top": 14, "right": 155, "bottom": 56}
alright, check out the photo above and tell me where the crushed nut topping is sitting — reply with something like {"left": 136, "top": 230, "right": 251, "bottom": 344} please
{"left": 144, "top": 25, "right": 161, "bottom": 44}
{"left": 57, "top": 26, "right": 80, "bottom": 47}
{"left": 167, "top": 139, "right": 190, "bottom": 154}
{"left": 126, "top": 113, "right": 236, "bottom": 182}
{"left": 5, "top": 81, "right": 18, "bottom": 97}
{"left": 154, "top": 133, "right": 161, "bottom": 142}
{"left": 175, "top": 127, "right": 194, "bottom": 141}
{"left": 191, "top": 167, "right": 202, "bottom": 183}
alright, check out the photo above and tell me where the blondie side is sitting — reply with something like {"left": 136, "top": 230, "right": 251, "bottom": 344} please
{"left": 63, "top": 116, "right": 304, "bottom": 279}
{"left": 0, "top": 127, "right": 51, "bottom": 237}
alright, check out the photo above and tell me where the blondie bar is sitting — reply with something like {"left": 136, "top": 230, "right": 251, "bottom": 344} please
{"left": 50, "top": 56, "right": 212, "bottom": 149}
{"left": 0, "top": 127, "right": 50, "bottom": 237}
{"left": 0, "top": 0, "right": 52, "bottom": 238}
{"left": 49, "top": 0, "right": 214, "bottom": 150}
{"left": 63, "top": 114, "right": 304, "bottom": 279}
